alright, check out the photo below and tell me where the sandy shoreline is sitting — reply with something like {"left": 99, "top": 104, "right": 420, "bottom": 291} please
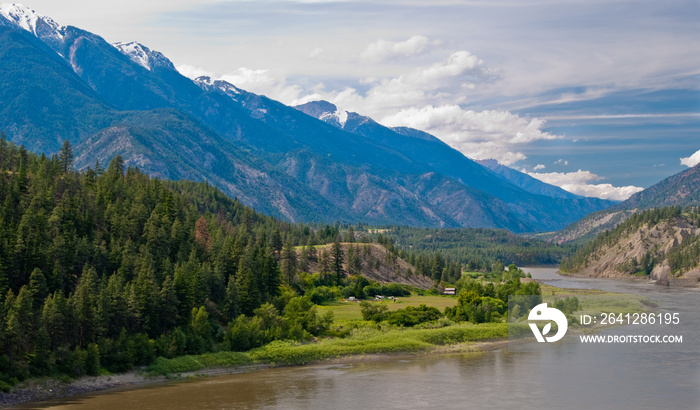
{"left": 0, "top": 339, "right": 509, "bottom": 407}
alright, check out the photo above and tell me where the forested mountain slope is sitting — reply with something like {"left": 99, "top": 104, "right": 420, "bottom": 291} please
{"left": 0, "top": 5, "right": 615, "bottom": 232}
{"left": 0, "top": 138, "right": 444, "bottom": 388}
{"left": 560, "top": 207, "right": 700, "bottom": 287}
{"left": 551, "top": 164, "right": 700, "bottom": 244}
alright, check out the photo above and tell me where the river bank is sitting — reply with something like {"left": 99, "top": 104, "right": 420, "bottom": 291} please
{"left": 1, "top": 272, "right": 654, "bottom": 408}
{"left": 0, "top": 338, "right": 509, "bottom": 408}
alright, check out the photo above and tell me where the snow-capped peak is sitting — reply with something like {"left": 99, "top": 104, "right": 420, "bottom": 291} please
{"left": 113, "top": 41, "right": 175, "bottom": 71}
{"left": 0, "top": 3, "right": 65, "bottom": 40}
{"left": 194, "top": 76, "right": 242, "bottom": 100}
{"left": 295, "top": 100, "right": 351, "bottom": 128}
{"left": 113, "top": 41, "right": 152, "bottom": 70}
{"left": 320, "top": 106, "right": 348, "bottom": 128}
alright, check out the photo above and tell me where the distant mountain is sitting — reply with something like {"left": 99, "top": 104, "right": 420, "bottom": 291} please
{"left": 0, "top": 4, "right": 615, "bottom": 232}
{"left": 475, "top": 159, "right": 582, "bottom": 200}
{"left": 296, "top": 100, "right": 614, "bottom": 226}
{"left": 560, "top": 207, "right": 700, "bottom": 288}
{"left": 621, "top": 163, "right": 700, "bottom": 209}
{"left": 551, "top": 164, "right": 700, "bottom": 243}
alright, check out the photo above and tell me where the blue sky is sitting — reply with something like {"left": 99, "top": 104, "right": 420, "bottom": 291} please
{"left": 19, "top": 0, "right": 700, "bottom": 200}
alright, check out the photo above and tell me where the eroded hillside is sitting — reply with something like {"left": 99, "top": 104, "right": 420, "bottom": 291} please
{"left": 560, "top": 207, "right": 700, "bottom": 287}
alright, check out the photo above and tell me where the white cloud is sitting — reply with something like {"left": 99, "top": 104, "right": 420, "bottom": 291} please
{"left": 380, "top": 105, "right": 559, "bottom": 165}
{"left": 680, "top": 149, "right": 700, "bottom": 167}
{"left": 533, "top": 164, "right": 545, "bottom": 171}
{"left": 215, "top": 67, "right": 307, "bottom": 103}
{"left": 361, "top": 35, "right": 433, "bottom": 62}
{"left": 309, "top": 47, "right": 324, "bottom": 59}
{"left": 277, "top": 49, "right": 538, "bottom": 165}
{"left": 178, "top": 64, "right": 305, "bottom": 102}
{"left": 177, "top": 64, "right": 213, "bottom": 79}
{"left": 324, "top": 50, "right": 498, "bottom": 116}
{"left": 554, "top": 159, "right": 569, "bottom": 166}
{"left": 526, "top": 169, "right": 643, "bottom": 201}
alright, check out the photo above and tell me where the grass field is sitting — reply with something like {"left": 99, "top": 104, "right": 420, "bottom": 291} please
{"left": 317, "top": 295, "right": 458, "bottom": 323}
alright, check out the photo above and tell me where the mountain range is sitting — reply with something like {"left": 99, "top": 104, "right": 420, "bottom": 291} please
{"left": 0, "top": 3, "right": 616, "bottom": 232}
{"left": 550, "top": 163, "right": 700, "bottom": 243}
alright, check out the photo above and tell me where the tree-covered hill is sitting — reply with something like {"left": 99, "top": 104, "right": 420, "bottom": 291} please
{"left": 0, "top": 137, "right": 371, "bottom": 388}
{"left": 0, "top": 137, "right": 556, "bottom": 391}
{"left": 373, "top": 226, "right": 576, "bottom": 270}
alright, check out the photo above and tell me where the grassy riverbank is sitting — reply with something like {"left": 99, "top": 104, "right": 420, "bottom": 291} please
{"left": 0, "top": 323, "right": 509, "bottom": 407}
{"left": 1, "top": 288, "right": 654, "bottom": 407}
{"left": 147, "top": 322, "right": 507, "bottom": 375}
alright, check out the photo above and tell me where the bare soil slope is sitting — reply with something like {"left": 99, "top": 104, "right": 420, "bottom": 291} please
{"left": 302, "top": 243, "right": 434, "bottom": 289}
{"left": 565, "top": 216, "right": 700, "bottom": 287}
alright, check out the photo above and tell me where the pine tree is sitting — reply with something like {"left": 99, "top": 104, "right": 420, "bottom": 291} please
{"left": 261, "top": 247, "right": 281, "bottom": 301}
{"left": 345, "top": 226, "right": 355, "bottom": 243}
{"left": 317, "top": 249, "right": 332, "bottom": 285}
{"left": 299, "top": 246, "right": 309, "bottom": 273}
{"left": 28, "top": 268, "right": 48, "bottom": 310}
{"left": 159, "top": 274, "right": 180, "bottom": 330}
{"left": 331, "top": 238, "right": 344, "bottom": 285}
{"left": 71, "top": 266, "right": 98, "bottom": 347}
{"left": 224, "top": 275, "right": 240, "bottom": 322}
{"left": 281, "top": 240, "right": 297, "bottom": 284}
{"left": 5, "top": 286, "right": 34, "bottom": 369}
{"left": 236, "top": 248, "right": 261, "bottom": 316}
{"left": 270, "top": 228, "right": 283, "bottom": 258}
{"left": 41, "top": 291, "right": 70, "bottom": 350}
{"left": 59, "top": 140, "right": 74, "bottom": 173}
{"left": 306, "top": 235, "right": 318, "bottom": 261}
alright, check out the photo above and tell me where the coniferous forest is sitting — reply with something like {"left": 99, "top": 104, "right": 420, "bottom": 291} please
{"left": 0, "top": 136, "right": 353, "bottom": 388}
{"left": 0, "top": 134, "right": 556, "bottom": 391}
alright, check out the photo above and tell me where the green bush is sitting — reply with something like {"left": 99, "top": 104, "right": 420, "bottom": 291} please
{"left": 385, "top": 304, "right": 442, "bottom": 327}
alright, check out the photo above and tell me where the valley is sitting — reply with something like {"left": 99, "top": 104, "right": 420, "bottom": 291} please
{"left": 0, "top": 3, "right": 698, "bottom": 409}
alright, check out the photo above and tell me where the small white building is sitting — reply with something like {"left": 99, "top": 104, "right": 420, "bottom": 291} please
{"left": 444, "top": 287, "right": 456, "bottom": 295}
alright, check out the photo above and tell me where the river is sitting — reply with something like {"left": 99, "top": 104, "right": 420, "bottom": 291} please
{"left": 14, "top": 267, "right": 700, "bottom": 409}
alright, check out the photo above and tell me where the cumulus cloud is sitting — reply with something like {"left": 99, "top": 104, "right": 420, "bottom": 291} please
{"left": 326, "top": 50, "right": 499, "bottom": 115}
{"left": 380, "top": 105, "right": 559, "bottom": 165}
{"left": 554, "top": 159, "right": 569, "bottom": 166}
{"left": 680, "top": 149, "right": 700, "bottom": 167}
{"left": 216, "top": 67, "right": 310, "bottom": 103}
{"left": 533, "top": 164, "right": 545, "bottom": 171}
{"left": 309, "top": 47, "right": 324, "bottom": 59}
{"left": 526, "top": 169, "right": 643, "bottom": 201}
{"left": 177, "top": 64, "right": 213, "bottom": 79}
{"left": 361, "top": 35, "right": 433, "bottom": 62}
{"left": 177, "top": 50, "right": 557, "bottom": 167}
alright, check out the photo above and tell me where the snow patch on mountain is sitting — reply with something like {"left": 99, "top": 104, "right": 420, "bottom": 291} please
{"left": 0, "top": 3, "right": 65, "bottom": 42}
{"left": 320, "top": 108, "right": 348, "bottom": 127}
{"left": 295, "top": 101, "right": 352, "bottom": 128}
{"left": 114, "top": 42, "right": 152, "bottom": 70}
{"left": 113, "top": 41, "right": 176, "bottom": 72}
{"left": 194, "top": 76, "right": 243, "bottom": 100}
